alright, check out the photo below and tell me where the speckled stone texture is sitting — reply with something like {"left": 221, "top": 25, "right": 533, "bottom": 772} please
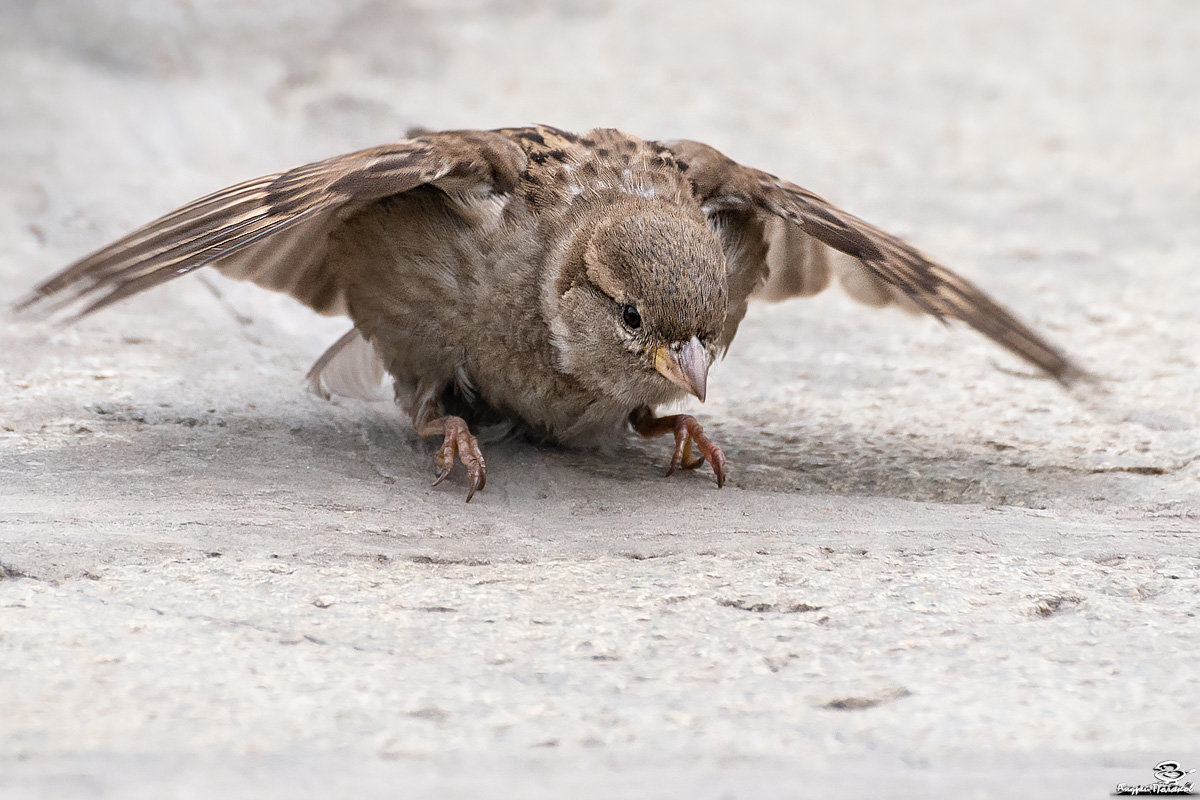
{"left": 1, "top": 2, "right": 1197, "bottom": 798}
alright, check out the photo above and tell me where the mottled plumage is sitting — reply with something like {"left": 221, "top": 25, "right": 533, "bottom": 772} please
{"left": 17, "top": 125, "right": 1084, "bottom": 500}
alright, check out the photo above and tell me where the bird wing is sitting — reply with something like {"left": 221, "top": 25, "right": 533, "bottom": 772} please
{"left": 664, "top": 138, "right": 1084, "bottom": 384}
{"left": 16, "top": 130, "right": 526, "bottom": 319}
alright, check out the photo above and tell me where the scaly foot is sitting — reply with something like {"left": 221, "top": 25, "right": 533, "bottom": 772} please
{"left": 629, "top": 408, "right": 726, "bottom": 488}
{"left": 425, "top": 415, "right": 487, "bottom": 502}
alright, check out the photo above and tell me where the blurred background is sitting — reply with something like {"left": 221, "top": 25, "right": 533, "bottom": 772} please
{"left": 4, "top": 0, "right": 1197, "bottom": 258}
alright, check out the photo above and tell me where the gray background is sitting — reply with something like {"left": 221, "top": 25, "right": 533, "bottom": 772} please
{"left": 1, "top": 1, "right": 1198, "bottom": 797}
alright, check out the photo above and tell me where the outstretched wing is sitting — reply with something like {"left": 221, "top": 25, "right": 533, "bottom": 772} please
{"left": 665, "top": 139, "right": 1085, "bottom": 384}
{"left": 16, "top": 130, "right": 526, "bottom": 319}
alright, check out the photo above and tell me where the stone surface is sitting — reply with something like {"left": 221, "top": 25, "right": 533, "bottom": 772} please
{"left": 1, "top": 1, "right": 1198, "bottom": 797}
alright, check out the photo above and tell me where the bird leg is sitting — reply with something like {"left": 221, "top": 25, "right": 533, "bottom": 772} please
{"left": 417, "top": 415, "right": 487, "bottom": 502}
{"left": 629, "top": 407, "right": 726, "bottom": 488}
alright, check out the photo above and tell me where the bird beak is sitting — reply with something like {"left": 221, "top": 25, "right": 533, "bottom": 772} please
{"left": 653, "top": 336, "right": 710, "bottom": 402}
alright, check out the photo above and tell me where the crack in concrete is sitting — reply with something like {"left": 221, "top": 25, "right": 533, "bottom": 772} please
{"left": 0, "top": 562, "right": 39, "bottom": 581}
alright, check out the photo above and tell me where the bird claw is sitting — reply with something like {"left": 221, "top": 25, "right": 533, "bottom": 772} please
{"left": 430, "top": 416, "right": 486, "bottom": 501}
{"left": 664, "top": 415, "right": 726, "bottom": 488}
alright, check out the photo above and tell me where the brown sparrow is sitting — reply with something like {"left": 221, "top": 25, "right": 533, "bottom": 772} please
{"left": 17, "top": 125, "right": 1083, "bottom": 500}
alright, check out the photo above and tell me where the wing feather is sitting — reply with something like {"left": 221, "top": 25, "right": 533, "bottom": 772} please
{"left": 757, "top": 216, "right": 833, "bottom": 300}
{"left": 667, "top": 138, "right": 1085, "bottom": 384}
{"left": 16, "top": 131, "right": 525, "bottom": 320}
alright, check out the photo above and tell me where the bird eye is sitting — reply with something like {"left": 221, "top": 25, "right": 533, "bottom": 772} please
{"left": 621, "top": 304, "right": 642, "bottom": 330}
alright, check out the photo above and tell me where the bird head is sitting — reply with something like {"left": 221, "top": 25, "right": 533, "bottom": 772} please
{"left": 549, "top": 203, "right": 728, "bottom": 406}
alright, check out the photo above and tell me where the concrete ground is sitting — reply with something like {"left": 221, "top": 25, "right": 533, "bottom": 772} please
{"left": 1, "top": 1, "right": 1198, "bottom": 797}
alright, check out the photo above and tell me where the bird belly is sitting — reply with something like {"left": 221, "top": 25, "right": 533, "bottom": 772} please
{"left": 333, "top": 191, "right": 623, "bottom": 443}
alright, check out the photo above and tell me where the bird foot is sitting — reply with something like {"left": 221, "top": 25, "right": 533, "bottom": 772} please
{"left": 630, "top": 410, "right": 726, "bottom": 488}
{"left": 427, "top": 415, "right": 487, "bottom": 502}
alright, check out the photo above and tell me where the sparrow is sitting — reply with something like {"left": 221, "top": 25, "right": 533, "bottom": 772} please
{"left": 16, "top": 125, "right": 1084, "bottom": 501}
